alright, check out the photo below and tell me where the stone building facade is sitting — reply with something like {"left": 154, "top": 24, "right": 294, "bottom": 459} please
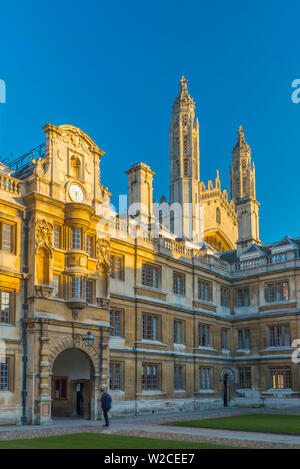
{"left": 0, "top": 78, "right": 300, "bottom": 425}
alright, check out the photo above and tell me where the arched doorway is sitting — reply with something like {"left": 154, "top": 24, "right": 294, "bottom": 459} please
{"left": 220, "top": 368, "right": 234, "bottom": 407}
{"left": 51, "top": 348, "right": 95, "bottom": 419}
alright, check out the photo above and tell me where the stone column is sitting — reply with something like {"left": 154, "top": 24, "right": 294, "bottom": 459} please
{"left": 37, "top": 320, "right": 52, "bottom": 425}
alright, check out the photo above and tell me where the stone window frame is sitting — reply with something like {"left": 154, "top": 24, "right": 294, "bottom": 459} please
{"left": 110, "top": 254, "right": 125, "bottom": 281}
{"left": 0, "top": 289, "right": 16, "bottom": 325}
{"left": 268, "top": 324, "right": 290, "bottom": 347}
{"left": 237, "top": 328, "right": 251, "bottom": 349}
{"left": 238, "top": 367, "right": 252, "bottom": 389}
{"left": 265, "top": 279, "right": 289, "bottom": 303}
{"left": 86, "top": 279, "right": 95, "bottom": 305}
{"left": 174, "top": 364, "right": 186, "bottom": 390}
{"left": 173, "top": 271, "right": 185, "bottom": 296}
{"left": 0, "top": 355, "right": 14, "bottom": 392}
{"left": 220, "top": 285, "right": 230, "bottom": 307}
{"left": 221, "top": 327, "right": 229, "bottom": 349}
{"left": 141, "top": 363, "right": 161, "bottom": 391}
{"left": 109, "top": 362, "right": 124, "bottom": 391}
{"left": 173, "top": 319, "right": 185, "bottom": 345}
{"left": 198, "top": 323, "right": 211, "bottom": 347}
{"left": 141, "top": 262, "right": 161, "bottom": 289}
{"left": 236, "top": 286, "right": 250, "bottom": 307}
{"left": 198, "top": 367, "right": 212, "bottom": 390}
{"left": 53, "top": 225, "right": 61, "bottom": 250}
{"left": 110, "top": 308, "right": 125, "bottom": 338}
{"left": 269, "top": 367, "right": 291, "bottom": 389}
{"left": 0, "top": 219, "right": 16, "bottom": 254}
{"left": 141, "top": 313, "right": 161, "bottom": 341}
{"left": 197, "top": 277, "right": 213, "bottom": 302}
{"left": 52, "top": 376, "right": 68, "bottom": 400}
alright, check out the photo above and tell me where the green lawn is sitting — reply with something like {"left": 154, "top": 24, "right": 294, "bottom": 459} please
{"left": 0, "top": 433, "right": 240, "bottom": 449}
{"left": 167, "top": 414, "right": 300, "bottom": 434}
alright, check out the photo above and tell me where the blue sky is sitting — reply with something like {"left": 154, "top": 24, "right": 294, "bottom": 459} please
{"left": 0, "top": 0, "right": 299, "bottom": 243}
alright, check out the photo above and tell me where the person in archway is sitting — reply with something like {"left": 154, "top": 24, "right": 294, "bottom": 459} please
{"left": 100, "top": 389, "right": 112, "bottom": 427}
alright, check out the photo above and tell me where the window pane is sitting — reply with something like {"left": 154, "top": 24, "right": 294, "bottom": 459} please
{"left": 2, "top": 224, "right": 11, "bottom": 252}
{"left": 71, "top": 228, "right": 81, "bottom": 249}
{"left": 1, "top": 292, "right": 10, "bottom": 323}
{"left": 0, "top": 359, "right": 9, "bottom": 391}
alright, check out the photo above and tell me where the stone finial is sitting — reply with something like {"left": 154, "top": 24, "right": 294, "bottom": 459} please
{"left": 233, "top": 125, "right": 251, "bottom": 155}
{"left": 179, "top": 76, "right": 188, "bottom": 93}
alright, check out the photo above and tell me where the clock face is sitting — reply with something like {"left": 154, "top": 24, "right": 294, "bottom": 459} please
{"left": 69, "top": 184, "right": 84, "bottom": 203}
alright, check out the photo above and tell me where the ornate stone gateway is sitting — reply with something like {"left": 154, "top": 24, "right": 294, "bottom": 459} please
{"left": 25, "top": 318, "right": 110, "bottom": 425}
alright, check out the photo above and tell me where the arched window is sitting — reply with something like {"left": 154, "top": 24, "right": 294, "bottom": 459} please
{"left": 70, "top": 155, "right": 81, "bottom": 178}
{"left": 216, "top": 207, "right": 221, "bottom": 225}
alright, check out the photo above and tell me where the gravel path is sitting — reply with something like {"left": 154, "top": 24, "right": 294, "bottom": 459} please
{"left": 1, "top": 407, "right": 300, "bottom": 449}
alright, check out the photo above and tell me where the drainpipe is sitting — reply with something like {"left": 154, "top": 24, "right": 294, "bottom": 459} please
{"left": 21, "top": 210, "right": 30, "bottom": 425}
{"left": 134, "top": 227, "right": 138, "bottom": 416}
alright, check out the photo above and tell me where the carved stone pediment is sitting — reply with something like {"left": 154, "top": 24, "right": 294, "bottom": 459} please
{"left": 35, "top": 219, "right": 53, "bottom": 252}
{"left": 96, "top": 237, "right": 110, "bottom": 272}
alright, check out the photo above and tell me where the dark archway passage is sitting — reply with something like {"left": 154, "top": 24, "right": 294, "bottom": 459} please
{"left": 51, "top": 348, "right": 94, "bottom": 419}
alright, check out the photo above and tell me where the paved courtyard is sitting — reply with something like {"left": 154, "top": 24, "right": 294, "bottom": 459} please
{"left": 1, "top": 408, "right": 300, "bottom": 449}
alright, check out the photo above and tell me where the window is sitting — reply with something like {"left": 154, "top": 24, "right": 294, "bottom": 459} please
{"left": 216, "top": 207, "right": 221, "bottom": 224}
{"left": 71, "top": 228, "right": 82, "bottom": 249}
{"left": 70, "top": 155, "right": 81, "bottom": 178}
{"left": 170, "top": 210, "right": 175, "bottom": 233}
{"left": 270, "top": 368, "right": 291, "bottom": 389}
{"left": 0, "top": 291, "right": 11, "bottom": 324}
{"left": 0, "top": 358, "right": 9, "bottom": 391}
{"left": 53, "top": 226, "right": 60, "bottom": 249}
{"left": 198, "top": 280, "right": 212, "bottom": 302}
{"left": 53, "top": 275, "right": 61, "bottom": 298}
{"left": 221, "top": 328, "right": 228, "bottom": 349}
{"left": 269, "top": 325, "right": 290, "bottom": 347}
{"left": 198, "top": 324, "right": 211, "bottom": 347}
{"left": 86, "top": 236, "right": 93, "bottom": 257}
{"left": 142, "top": 314, "right": 160, "bottom": 341}
{"left": 86, "top": 280, "right": 93, "bottom": 304}
{"left": 142, "top": 364, "right": 160, "bottom": 390}
{"left": 173, "top": 320, "right": 184, "bottom": 344}
{"left": 174, "top": 365, "right": 185, "bottom": 390}
{"left": 111, "top": 255, "right": 124, "bottom": 281}
{"left": 237, "top": 287, "right": 250, "bottom": 306}
{"left": 109, "top": 363, "right": 121, "bottom": 390}
{"left": 238, "top": 329, "right": 251, "bottom": 349}
{"left": 173, "top": 272, "right": 185, "bottom": 296}
{"left": 266, "top": 281, "right": 289, "bottom": 302}
{"left": 142, "top": 263, "right": 160, "bottom": 289}
{"left": 199, "top": 368, "right": 211, "bottom": 390}
{"left": 239, "top": 368, "right": 252, "bottom": 388}
{"left": 2, "top": 224, "right": 12, "bottom": 252}
{"left": 110, "top": 309, "right": 124, "bottom": 337}
{"left": 53, "top": 377, "right": 67, "bottom": 399}
{"left": 70, "top": 276, "right": 85, "bottom": 299}
{"left": 221, "top": 287, "right": 229, "bottom": 307}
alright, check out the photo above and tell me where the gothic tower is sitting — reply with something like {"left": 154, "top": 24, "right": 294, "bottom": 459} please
{"left": 169, "top": 77, "right": 201, "bottom": 242}
{"left": 230, "top": 126, "right": 260, "bottom": 252}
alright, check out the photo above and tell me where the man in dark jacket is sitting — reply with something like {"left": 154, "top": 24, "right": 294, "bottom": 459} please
{"left": 100, "top": 389, "right": 112, "bottom": 427}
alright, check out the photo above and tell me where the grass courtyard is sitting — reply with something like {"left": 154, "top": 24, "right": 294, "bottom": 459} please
{"left": 167, "top": 414, "right": 300, "bottom": 434}
{"left": 0, "top": 433, "right": 239, "bottom": 449}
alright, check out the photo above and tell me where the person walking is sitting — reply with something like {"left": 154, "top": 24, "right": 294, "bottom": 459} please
{"left": 100, "top": 389, "right": 112, "bottom": 427}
